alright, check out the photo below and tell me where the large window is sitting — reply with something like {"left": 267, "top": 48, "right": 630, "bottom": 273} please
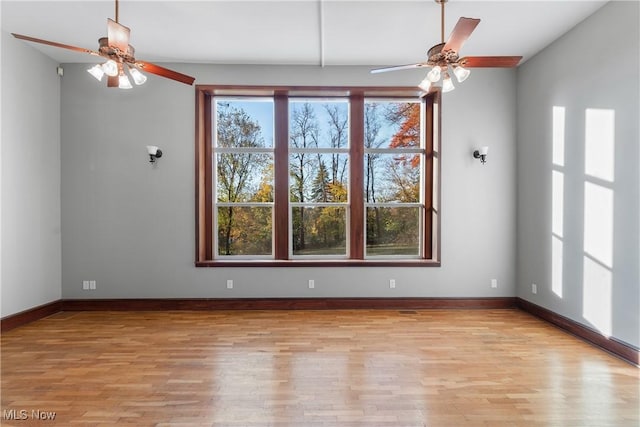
{"left": 196, "top": 86, "right": 440, "bottom": 266}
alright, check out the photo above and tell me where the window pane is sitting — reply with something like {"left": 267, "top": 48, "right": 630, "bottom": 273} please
{"left": 289, "top": 100, "right": 349, "bottom": 149}
{"left": 291, "top": 206, "right": 347, "bottom": 256}
{"left": 216, "top": 99, "right": 274, "bottom": 148}
{"left": 366, "top": 207, "right": 420, "bottom": 256}
{"left": 365, "top": 153, "right": 420, "bottom": 203}
{"left": 216, "top": 153, "right": 273, "bottom": 202}
{"left": 289, "top": 154, "right": 348, "bottom": 203}
{"left": 365, "top": 101, "right": 421, "bottom": 149}
{"left": 217, "top": 206, "right": 272, "bottom": 256}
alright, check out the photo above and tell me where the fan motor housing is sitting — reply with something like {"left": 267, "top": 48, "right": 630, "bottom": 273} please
{"left": 427, "top": 42, "right": 459, "bottom": 67}
{"left": 98, "top": 37, "right": 135, "bottom": 62}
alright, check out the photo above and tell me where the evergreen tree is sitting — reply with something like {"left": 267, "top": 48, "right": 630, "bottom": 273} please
{"left": 311, "top": 159, "right": 330, "bottom": 202}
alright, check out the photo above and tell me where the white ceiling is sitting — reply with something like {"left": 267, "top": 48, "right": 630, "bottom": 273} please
{"left": 1, "top": 0, "right": 608, "bottom": 67}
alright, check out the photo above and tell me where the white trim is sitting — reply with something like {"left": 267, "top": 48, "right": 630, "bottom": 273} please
{"left": 214, "top": 147, "right": 274, "bottom": 153}
{"left": 290, "top": 202, "right": 348, "bottom": 208}
{"left": 288, "top": 148, "right": 349, "bottom": 154}
{"left": 365, "top": 203, "right": 423, "bottom": 208}
{"left": 365, "top": 148, "right": 424, "bottom": 154}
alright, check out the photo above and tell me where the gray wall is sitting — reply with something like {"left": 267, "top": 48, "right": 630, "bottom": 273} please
{"left": 60, "top": 64, "right": 517, "bottom": 300}
{"left": 517, "top": 1, "right": 639, "bottom": 348}
{"left": 1, "top": 32, "right": 62, "bottom": 317}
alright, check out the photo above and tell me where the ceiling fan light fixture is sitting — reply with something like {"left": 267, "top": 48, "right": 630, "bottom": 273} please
{"left": 87, "top": 64, "right": 105, "bottom": 81}
{"left": 442, "top": 72, "right": 455, "bottom": 93}
{"left": 418, "top": 77, "right": 432, "bottom": 92}
{"left": 118, "top": 73, "right": 133, "bottom": 89}
{"left": 102, "top": 59, "right": 119, "bottom": 77}
{"left": 453, "top": 64, "right": 471, "bottom": 83}
{"left": 128, "top": 66, "right": 147, "bottom": 85}
{"left": 426, "top": 66, "right": 441, "bottom": 83}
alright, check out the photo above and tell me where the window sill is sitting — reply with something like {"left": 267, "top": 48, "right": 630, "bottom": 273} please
{"left": 195, "top": 259, "right": 441, "bottom": 267}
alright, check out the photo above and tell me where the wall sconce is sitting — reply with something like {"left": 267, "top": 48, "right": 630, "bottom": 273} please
{"left": 473, "top": 146, "right": 489, "bottom": 164}
{"left": 146, "top": 145, "right": 163, "bottom": 163}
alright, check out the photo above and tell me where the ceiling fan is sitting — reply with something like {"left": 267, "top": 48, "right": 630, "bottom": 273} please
{"left": 371, "top": 0, "right": 522, "bottom": 93}
{"left": 11, "top": 0, "right": 195, "bottom": 89}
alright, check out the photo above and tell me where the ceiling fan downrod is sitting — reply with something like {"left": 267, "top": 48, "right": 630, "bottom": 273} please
{"left": 435, "top": 0, "right": 448, "bottom": 44}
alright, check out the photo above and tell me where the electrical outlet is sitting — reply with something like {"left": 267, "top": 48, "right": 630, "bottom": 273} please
{"left": 90, "top": 280, "right": 96, "bottom": 290}
{"left": 389, "top": 279, "right": 396, "bottom": 289}
{"left": 532, "top": 283, "right": 537, "bottom": 294}
{"left": 491, "top": 279, "right": 498, "bottom": 288}
{"left": 227, "top": 279, "right": 233, "bottom": 289}
{"left": 82, "top": 280, "right": 90, "bottom": 290}
{"left": 308, "top": 279, "right": 315, "bottom": 289}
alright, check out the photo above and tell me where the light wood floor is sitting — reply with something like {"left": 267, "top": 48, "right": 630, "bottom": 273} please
{"left": 1, "top": 309, "right": 638, "bottom": 427}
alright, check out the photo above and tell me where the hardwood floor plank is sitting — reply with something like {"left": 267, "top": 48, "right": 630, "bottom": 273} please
{"left": 1, "top": 309, "right": 638, "bottom": 426}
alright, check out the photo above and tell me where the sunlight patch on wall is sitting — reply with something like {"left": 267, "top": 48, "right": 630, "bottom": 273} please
{"left": 582, "top": 107, "right": 615, "bottom": 337}
{"left": 552, "top": 171, "right": 564, "bottom": 238}
{"left": 584, "top": 182, "right": 614, "bottom": 269}
{"left": 552, "top": 235, "right": 564, "bottom": 298}
{"left": 552, "top": 106, "right": 565, "bottom": 167}
{"left": 552, "top": 169, "right": 564, "bottom": 298}
{"left": 583, "top": 256, "right": 612, "bottom": 337}
{"left": 585, "top": 109, "right": 615, "bottom": 182}
{"left": 551, "top": 106, "right": 566, "bottom": 298}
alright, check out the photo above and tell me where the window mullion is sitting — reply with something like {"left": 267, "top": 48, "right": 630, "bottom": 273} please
{"left": 274, "top": 92, "right": 290, "bottom": 259}
{"left": 425, "top": 92, "right": 441, "bottom": 260}
{"left": 349, "top": 93, "right": 365, "bottom": 259}
{"left": 423, "top": 95, "right": 434, "bottom": 260}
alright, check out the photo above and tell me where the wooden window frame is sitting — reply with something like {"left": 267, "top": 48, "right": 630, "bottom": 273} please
{"left": 195, "top": 85, "right": 441, "bottom": 267}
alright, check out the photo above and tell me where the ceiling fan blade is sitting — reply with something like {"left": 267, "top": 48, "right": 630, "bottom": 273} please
{"left": 371, "top": 63, "right": 428, "bottom": 74}
{"left": 460, "top": 56, "right": 523, "bottom": 68}
{"left": 134, "top": 61, "right": 195, "bottom": 85}
{"left": 107, "top": 18, "right": 130, "bottom": 53}
{"left": 443, "top": 17, "right": 480, "bottom": 53}
{"left": 12, "top": 33, "right": 101, "bottom": 57}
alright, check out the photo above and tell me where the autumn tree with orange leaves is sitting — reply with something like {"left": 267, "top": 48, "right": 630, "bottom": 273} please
{"left": 387, "top": 102, "right": 421, "bottom": 167}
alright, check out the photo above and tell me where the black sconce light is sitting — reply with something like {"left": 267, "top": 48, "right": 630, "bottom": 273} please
{"left": 146, "top": 145, "right": 163, "bottom": 163}
{"left": 473, "top": 146, "right": 489, "bottom": 164}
